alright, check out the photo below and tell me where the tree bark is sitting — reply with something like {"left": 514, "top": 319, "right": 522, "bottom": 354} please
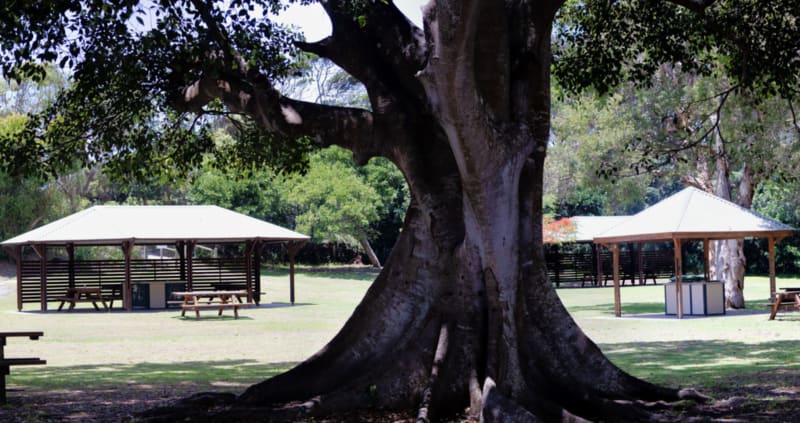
{"left": 710, "top": 122, "right": 755, "bottom": 309}
{"left": 141, "top": 1, "right": 705, "bottom": 421}
{"left": 358, "top": 236, "right": 381, "bottom": 268}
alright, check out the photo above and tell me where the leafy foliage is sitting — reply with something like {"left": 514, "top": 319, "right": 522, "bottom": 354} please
{"left": 0, "top": 0, "right": 307, "bottom": 181}
{"left": 287, "top": 147, "right": 381, "bottom": 249}
{"left": 554, "top": 0, "right": 800, "bottom": 101}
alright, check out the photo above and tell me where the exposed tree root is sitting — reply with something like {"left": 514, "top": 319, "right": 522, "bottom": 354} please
{"left": 416, "top": 324, "right": 450, "bottom": 423}
{"left": 480, "top": 378, "right": 539, "bottom": 423}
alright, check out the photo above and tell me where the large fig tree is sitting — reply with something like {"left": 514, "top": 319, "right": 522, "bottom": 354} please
{"left": 2, "top": 0, "right": 798, "bottom": 421}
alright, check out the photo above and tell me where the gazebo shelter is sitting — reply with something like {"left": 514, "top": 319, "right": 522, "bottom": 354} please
{"left": 545, "top": 216, "right": 675, "bottom": 287}
{"left": 593, "top": 187, "right": 794, "bottom": 318}
{"left": 1, "top": 205, "right": 309, "bottom": 312}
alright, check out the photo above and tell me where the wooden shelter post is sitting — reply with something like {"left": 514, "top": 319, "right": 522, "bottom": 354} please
{"left": 287, "top": 241, "right": 305, "bottom": 305}
{"left": 637, "top": 242, "right": 644, "bottom": 284}
{"left": 768, "top": 237, "right": 777, "bottom": 300}
{"left": 186, "top": 241, "right": 196, "bottom": 291}
{"left": 254, "top": 241, "right": 266, "bottom": 306}
{"left": 4, "top": 245, "right": 23, "bottom": 311}
{"left": 596, "top": 245, "right": 603, "bottom": 286}
{"left": 244, "top": 240, "right": 254, "bottom": 304}
{"left": 609, "top": 243, "right": 621, "bottom": 317}
{"left": 122, "top": 240, "right": 133, "bottom": 311}
{"left": 176, "top": 240, "right": 186, "bottom": 282}
{"left": 703, "top": 238, "right": 710, "bottom": 280}
{"left": 32, "top": 244, "right": 47, "bottom": 311}
{"left": 673, "top": 238, "right": 683, "bottom": 319}
{"left": 66, "top": 243, "right": 75, "bottom": 289}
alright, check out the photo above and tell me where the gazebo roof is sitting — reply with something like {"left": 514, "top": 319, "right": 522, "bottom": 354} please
{"left": 1, "top": 205, "right": 309, "bottom": 246}
{"left": 570, "top": 216, "right": 631, "bottom": 242}
{"left": 593, "top": 187, "right": 794, "bottom": 244}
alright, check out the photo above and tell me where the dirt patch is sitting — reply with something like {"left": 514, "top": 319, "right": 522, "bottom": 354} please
{"left": 0, "top": 383, "right": 208, "bottom": 422}
{"left": 2, "top": 379, "right": 799, "bottom": 422}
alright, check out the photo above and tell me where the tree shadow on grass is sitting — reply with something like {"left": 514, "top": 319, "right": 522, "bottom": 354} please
{"left": 600, "top": 339, "right": 800, "bottom": 389}
{"left": 2, "top": 360, "right": 298, "bottom": 422}
{"left": 569, "top": 301, "right": 667, "bottom": 315}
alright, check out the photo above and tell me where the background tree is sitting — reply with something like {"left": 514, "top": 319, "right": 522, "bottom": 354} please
{"left": 287, "top": 147, "right": 383, "bottom": 266}
{"left": 2, "top": 0, "right": 799, "bottom": 421}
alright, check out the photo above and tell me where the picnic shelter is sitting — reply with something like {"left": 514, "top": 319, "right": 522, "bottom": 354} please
{"left": 545, "top": 216, "right": 675, "bottom": 287}
{"left": 1, "top": 205, "right": 309, "bottom": 311}
{"left": 593, "top": 187, "right": 794, "bottom": 318}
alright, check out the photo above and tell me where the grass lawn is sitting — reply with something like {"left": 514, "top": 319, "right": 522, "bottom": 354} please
{"left": 0, "top": 268, "right": 377, "bottom": 394}
{"left": 1, "top": 266, "right": 799, "bottom": 420}
{"left": 557, "top": 276, "right": 800, "bottom": 390}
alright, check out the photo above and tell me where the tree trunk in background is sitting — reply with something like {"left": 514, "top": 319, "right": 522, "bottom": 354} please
{"left": 359, "top": 237, "right": 382, "bottom": 268}
{"left": 711, "top": 127, "right": 756, "bottom": 308}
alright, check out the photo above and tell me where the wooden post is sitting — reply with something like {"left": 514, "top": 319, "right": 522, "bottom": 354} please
{"left": 702, "top": 238, "right": 710, "bottom": 281}
{"left": 244, "top": 240, "right": 254, "bottom": 304}
{"left": 553, "top": 244, "right": 561, "bottom": 288}
{"left": 596, "top": 244, "right": 603, "bottom": 286}
{"left": 4, "top": 246, "right": 23, "bottom": 311}
{"left": 186, "top": 241, "right": 196, "bottom": 291}
{"left": 176, "top": 240, "right": 186, "bottom": 282}
{"left": 66, "top": 243, "right": 75, "bottom": 289}
{"left": 32, "top": 244, "right": 47, "bottom": 311}
{"left": 122, "top": 241, "right": 133, "bottom": 311}
{"left": 674, "top": 239, "right": 683, "bottom": 319}
{"left": 611, "top": 244, "right": 621, "bottom": 317}
{"left": 590, "top": 244, "right": 598, "bottom": 285}
{"left": 254, "top": 241, "right": 265, "bottom": 305}
{"left": 637, "top": 242, "right": 644, "bottom": 284}
{"left": 287, "top": 241, "right": 305, "bottom": 305}
{"left": 768, "top": 237, "right": 777, "bottom": 300}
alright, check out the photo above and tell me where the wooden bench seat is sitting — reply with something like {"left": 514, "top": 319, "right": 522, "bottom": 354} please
{"left": 1, "top": 332, "right": 46, "bottom": 403}
{"left": 0, "top": 358, "right": 47, "bottom": 366}
{"left": 180, "top": 302, "right": 253, "bottom": 320}
{"left": 769, "top": 291, "right": 800, "bottom": 320}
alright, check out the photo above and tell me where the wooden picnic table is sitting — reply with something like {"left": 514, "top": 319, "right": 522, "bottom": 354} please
{"left": 172, "top": 290, "right": 252, "bottom": 320}
{"left": 769, "top": 288, "right": 800, "bottom": 320}
{"left": 56, "top": 287, "right": 108, "bottom": 311}
{"left": 0, "top": 332, "right": 46, "bottom": 403}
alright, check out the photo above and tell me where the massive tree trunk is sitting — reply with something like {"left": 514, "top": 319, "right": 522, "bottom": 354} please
{"left": 143, "top": 1, "right": 706, "bottom": 421}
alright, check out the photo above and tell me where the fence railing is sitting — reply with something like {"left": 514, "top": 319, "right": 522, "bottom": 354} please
{"left": 19, "top": 258, "right": 256, "bottom": 305}
{"left": 545, "top": 249, "right": 674, "bottom": 287}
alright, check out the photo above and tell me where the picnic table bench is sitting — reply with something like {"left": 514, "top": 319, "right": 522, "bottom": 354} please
{"left": 769, "top": 288, "right": 800, "bottom": 320}
{"left": 1, "top": 332, "right": 46, "bottom": 403}
{"left": 55, "top": 287, "right": 108, "bottom": 311}
{"left": 172, "top": 290, "right": 253, "bottom": 320}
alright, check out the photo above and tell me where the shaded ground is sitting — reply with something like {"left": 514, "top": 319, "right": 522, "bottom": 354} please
{"left": 2, "top": 373, "right": 799, "bottom": 422}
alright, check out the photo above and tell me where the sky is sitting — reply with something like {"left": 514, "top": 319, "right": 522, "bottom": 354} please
{"left": 274, "top": 1, "right": 427, "bottom": 42}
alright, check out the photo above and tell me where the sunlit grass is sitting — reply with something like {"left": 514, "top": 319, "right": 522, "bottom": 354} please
{"left": 2, "top": 269, "right": 799, "bottom": 397}
{"left": 0, "top": 269, "right": 372, "bottom": 393}
{"left": 557, "top": 275, "right": 800, "bottom": 388}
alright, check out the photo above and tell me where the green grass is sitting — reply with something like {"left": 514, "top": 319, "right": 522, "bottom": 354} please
{"left": 557, "top": 276, "right": 800, "bottom": 388}
{"left": 2, "top": 269, "right": 799, "bottom": 396}
{"left": 0, "top": 269, "right": 373, "bottom": 392}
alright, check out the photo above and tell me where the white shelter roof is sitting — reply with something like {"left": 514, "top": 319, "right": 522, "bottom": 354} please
{"left": 2, "top": 205, "right": 309, "bottom": 246}
{"left": 570, "top": 216, "right": 630, "bottom": 242}
{"left": 593, "top": 187, "right": 794, "bottom": 244}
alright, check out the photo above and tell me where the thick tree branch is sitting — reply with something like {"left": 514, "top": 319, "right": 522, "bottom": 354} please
{"left": 177, "top": 76, "right": 379, "bottom": 158}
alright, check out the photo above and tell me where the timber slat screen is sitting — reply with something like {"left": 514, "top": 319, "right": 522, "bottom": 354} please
{"left": 19, "top": 258, "right": 256, "bottom": 307}
{"left": 545, "top": 247, "right": 674, "bottom": 287}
